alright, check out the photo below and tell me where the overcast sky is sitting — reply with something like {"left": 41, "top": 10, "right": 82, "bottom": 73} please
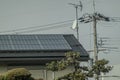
{"left": 0, "top": 0, "right": 120, "bottom": 65}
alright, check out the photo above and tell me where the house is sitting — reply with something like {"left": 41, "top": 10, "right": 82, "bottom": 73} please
{"left": 0, "top": 34, "right": 89, "bottom": 80}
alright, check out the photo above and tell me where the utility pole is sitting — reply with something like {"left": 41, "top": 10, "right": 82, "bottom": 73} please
{"left": 79, "top": 7, "right": 111, "bottom": 80}
{"left": 93, "top": 13, "right": 99, "bottom": 80}
{"left": 92, "top": 0, "right": 98, "bottom": 62}
{"left": 93, "top": 15, "right": 98, "bottom": 62}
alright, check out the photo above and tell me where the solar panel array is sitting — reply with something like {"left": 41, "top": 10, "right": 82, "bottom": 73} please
{"left": 0, "top": 35, "right": 72, "bottom": 51}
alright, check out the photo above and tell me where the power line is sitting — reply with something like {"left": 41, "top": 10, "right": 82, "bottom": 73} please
{"left": 16, "top": 22, "right": 72, "bottom": 34}
{"left": 0, "top": 19, "right": 73, "bottom": 34}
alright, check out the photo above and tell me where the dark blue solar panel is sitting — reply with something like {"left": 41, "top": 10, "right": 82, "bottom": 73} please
{"left": 36, "top": 35, "right": 71, "bottom": 50}
{"left": 0, "top": 34, "right": 72, "bottom": 51}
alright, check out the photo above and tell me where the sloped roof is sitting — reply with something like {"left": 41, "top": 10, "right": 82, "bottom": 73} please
{"left": 0, "top": 34, "right": 89, "bottom": 65}
{"left": 0, "top": 34, "right": 72, "bottom": 51}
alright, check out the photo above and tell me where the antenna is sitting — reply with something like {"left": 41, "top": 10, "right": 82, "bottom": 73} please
{"left": 79, "top": 1, "right": 83, "bottom": 11}
{"left": 69, "top": 1, "right": 83, "bottom": 40}
{"left": 93, "top": 0, "right": 96, "bottom": 13}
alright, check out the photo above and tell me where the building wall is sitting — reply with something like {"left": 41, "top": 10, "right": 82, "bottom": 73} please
{"left": 30, "top": 70, "right": 44, "bottom": 79}
{"left": 46, "top": 66, "right": 74, "bottom": 80}
{"left": 0, "top": 64, "right": 7, "bottom": 74}
{"left": 0, "top": 65, "right": 74, "bottom": 80}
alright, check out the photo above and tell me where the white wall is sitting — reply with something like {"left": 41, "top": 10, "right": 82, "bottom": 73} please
{"left": 47, "top": 66, "right": 74, "bottom": 80}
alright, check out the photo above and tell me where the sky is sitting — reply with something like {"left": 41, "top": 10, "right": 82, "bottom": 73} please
{"left": 0, "top": 0, "right": 120, "bottom": 65}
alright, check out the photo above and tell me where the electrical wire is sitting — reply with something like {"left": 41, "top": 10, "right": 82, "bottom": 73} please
{"left": 17, "top": 22, "right": 72, "bottom": 34}
{"left": 0, "top": 19, "right": 73, "bottom": 34}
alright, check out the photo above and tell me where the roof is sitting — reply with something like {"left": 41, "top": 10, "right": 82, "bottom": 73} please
{"left": 0, "top": 34, "right": 72, "bottom": 51}
{"left": 0, "top": 34, "right": 89, "bottom": 65}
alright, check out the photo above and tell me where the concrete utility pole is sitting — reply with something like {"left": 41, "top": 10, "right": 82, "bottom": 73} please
{"left": 92, "top": 0, "right": 98, "bottom": 62}
{"left": 93, "top": 15, "right": 98, "bottom": 62}
{"left": 93, "top": 13, "right": 99, "bottom": 80}
{"left": 79, "top": 12, "right": 112, "bottom": 80}
{"left": 79, "top": 9, "right": 111, "bottom": 80}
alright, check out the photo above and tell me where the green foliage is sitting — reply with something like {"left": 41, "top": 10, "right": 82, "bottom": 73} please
{"left": 65, "top": 52, "right": 80, "bottom": 59}
{"left": 34, "top": 78, "right": 43, "bottom": 80}
{"left": 86, "top": 70, "right": 94, "bottom": 77}
{"left": 65, "top": 52, "right": 80, "bottom": 65}
{"left": 46, "top": 51, "right": 89, "bottom": 80}
{"left": 92, "top": 59, "right": 112, "bottom": 75}
{"left": 0, "top": 75, "right": 4, "bottom": 80}
{"left": 57, "top": 59, "right": 68, "bottom": 71}
{"left": 46, "top": 51, "right": 112, "bottom": 80}
{"left": 3, "top": 68, "right": 33, "bottom": 80}
{"left": 46, "top": 59, "right": 68, "bottom": 71}
{"left": 46, "top": 52, "right": 80, "bottom": 71}
{"left": 46, "top": 61, "right": 58, "bottom": 71}
{"left": 57, "top": 70, "right": 87, "bottom": 80}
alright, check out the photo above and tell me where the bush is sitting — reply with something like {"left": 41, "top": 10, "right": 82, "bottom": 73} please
{"left": 34, "top": 79, "right": 43, "bottom": 80}
{"left": 3, "top": 68, "right": 33, "bottom": 80}
{"left": 0, "top": 74, "right": 4, "bottom": 80}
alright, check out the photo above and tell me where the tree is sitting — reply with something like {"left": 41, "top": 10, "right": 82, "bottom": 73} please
{"left": 46, "top": 59, "right": 68, "bottom": 79}
{"left": 46, "top": 52, "right": 90, "bottom": 80}
{"left": 46, "top": 51, "right": 112, "bottom": 80}
{"left": 91, "top": 59, "right": 112, "bottom": 80}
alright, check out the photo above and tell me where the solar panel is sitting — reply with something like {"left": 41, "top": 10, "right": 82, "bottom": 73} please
{"left": 0, "top": 34, "right": 72, "bottom": 51}
{"left": 36, "top": 35, "right": 71, "bottom": 50}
